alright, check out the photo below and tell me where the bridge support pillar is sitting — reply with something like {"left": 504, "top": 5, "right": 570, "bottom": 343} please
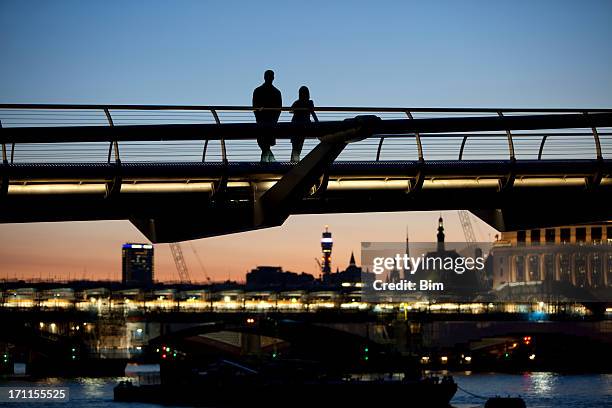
{"left": 254, "top": 116, "right": 381, "bottom": 228}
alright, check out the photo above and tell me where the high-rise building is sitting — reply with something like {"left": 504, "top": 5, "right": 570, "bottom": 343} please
{"left": 122, "top": 243, "right": 154, "bottom": 286}
{"left": 321, "top": 225, "right": 333, "bottom": 278}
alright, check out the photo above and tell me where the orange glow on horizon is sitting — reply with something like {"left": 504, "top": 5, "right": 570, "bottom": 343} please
{"left": 0, "top": 211, "right": 497, "bottom": 283}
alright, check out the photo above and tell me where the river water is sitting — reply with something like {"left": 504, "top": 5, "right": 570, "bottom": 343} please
{"left": 1, "top": 372, "right": 610, "bottom": 407}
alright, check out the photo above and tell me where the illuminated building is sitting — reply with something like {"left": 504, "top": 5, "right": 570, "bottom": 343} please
{"left": 122, "top": 243, "right": 154, "bottom": 287}
{"left": 491, "top": 223, "right": 612, "bottom": 291}
{"left": 321, "top": 225, "right": 333, "bottom": 279}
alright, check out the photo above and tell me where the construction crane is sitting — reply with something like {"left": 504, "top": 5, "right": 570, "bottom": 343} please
{"left": 189, "top": 242, "right": 211, "bottom": 283}
{"left": 457, "top": 210, "right": 477, "bottom": 244}
{"left": 457, "top": 210, "right": 490, "bottom": 286}
{"left": 314, "top": 257, "right": 323, "bottom": 276}
{"left": 169, "top": 242, "right": 191, "bottom": 284}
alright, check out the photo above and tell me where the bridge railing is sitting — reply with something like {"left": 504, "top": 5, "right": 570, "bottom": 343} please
{"left": 1, "top": 104, "right": 611, "bottom": 164}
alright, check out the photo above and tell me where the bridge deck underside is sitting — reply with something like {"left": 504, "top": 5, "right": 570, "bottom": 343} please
{"left": 4, "top": 159, "right": 612, "bottom": 178}
{"left": 1, "top": 159, "right": 610, "bottom": 241}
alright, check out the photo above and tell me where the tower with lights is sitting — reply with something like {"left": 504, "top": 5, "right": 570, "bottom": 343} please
{"left": 321, "top": 225, "right": 333, "bottom": 278}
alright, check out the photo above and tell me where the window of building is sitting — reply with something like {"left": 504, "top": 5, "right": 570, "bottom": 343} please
{"left": 575, "top": 227, "right": 586, "bottom": 243}
{"left": 528, "top": 255, "right": 540, "bottom": 281}
{"left": 591, "top": 254, "right": 603, "bottom": 288}
{"left": 515, "top": 256, "right": 525, "bottom": 281}
{"left": 560, "top": 228, "right": 571, "bottom": 243}
{"left": 545, "top": 229, "right": 556, "bottom": 244}
{"left": 591, "top": 227, "right": 602, "bottom": 242}
{"left": 607, "top": 227, "right": 612, "bottom": 243}
{"left": 575, "top": 253, "right": 587, "bottom": 288}
{"left": 517, "top": 231, "right": 526, "bottom": 246}
{"left": 559, "top": 254, "right": 572, "bottom": 282}
{"left": 543, "top": 254, "right": 554, "bottom": 281}
{"left": 559, "top": 254, "right": 571, "bottom": 282}
{"left": 530, "top": 229, "right": 541, "bottom": 245}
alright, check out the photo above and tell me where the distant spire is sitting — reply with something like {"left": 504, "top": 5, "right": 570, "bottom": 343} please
{"left": 404, "top": 226, "right": 410, "bottom": 279}
{"left": 437, "top": 216, "right": 445, "bottom": 252}
{"left": 349, "top": 251, "right": 356, "bottom": 266}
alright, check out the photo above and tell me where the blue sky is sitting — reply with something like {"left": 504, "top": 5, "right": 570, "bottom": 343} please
{"left": 2, "top": 0, "right": 611, "bottom": 107}
{"left": 1, "top": 0, "right": 611, "bottom": 281}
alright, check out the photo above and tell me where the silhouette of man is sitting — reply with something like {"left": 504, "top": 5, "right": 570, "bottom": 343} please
{"left": 253, "top": 70, "right": 282, "bottom": 163}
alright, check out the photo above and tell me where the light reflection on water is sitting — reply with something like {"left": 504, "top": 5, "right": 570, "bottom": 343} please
{"left": 0, "top": 373, "right": 610, "bottom": 408}
{"left": 452, "top": 372, "right": 612, "bottom": 408}
{"left": 0, "top": 377, "right": 167, "bottom": 408}
{"left": 81, "top": 377, "right": 108, "bottom": 399}
{"left": 528, "top": 372, "right": 555, "bottom": 396}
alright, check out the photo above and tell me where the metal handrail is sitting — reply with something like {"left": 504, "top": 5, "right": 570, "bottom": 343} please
{"left": 1, "top": 103, "right": 612, "bottom": 112}
{"left": 1, "top": 105, "right": 611, "bottom": 165}
{"left": 3, "top": 113, "right": 610, "bottom": 142}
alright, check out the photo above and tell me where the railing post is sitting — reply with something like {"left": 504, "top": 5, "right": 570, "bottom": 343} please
{"left": 584, "top": 111, "right": 603, "bottom": 160}
{"left": 0, "top": 120, "right": 7, "bottom": 197}
{"left": 404, "top": 111, "right": 424, "bottom": 194}
{"left": 0, "top": 120, "right": 6, "bottom": 164}
{"left": 1, "top": 119, "right": 16, "bottom": 164}
{"left": 202, "top": 139, "right": 209, "bottom": 162}
{"left": 104, "top": 108, "right": 120, "bottom": 163}
{"left": 375, "top": 137, "right": 384, "bottom": 161}
{"left": 584, "top": 111, "right": 604, "bottom": 190}
{"left": 537, "top": 135, "right": 548, "bottom": 160}
{"left": 405, "top": 111, "right": 423, "bottom": 161}
{"left": 458, "top": 136, "right": 468, "bottom": 160}
{"left": 103, "top": 108, "right": 122, "bottom": 198}
{"left": 210, "top": 109, "right": 228, "bottom": 164}
{"left": 497, "top": 111, "right": 515, "bottom": 161}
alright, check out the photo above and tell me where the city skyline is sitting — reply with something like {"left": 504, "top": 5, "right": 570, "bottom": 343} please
{"left": 0, "top": 211, "right": 495, "bottom": 282}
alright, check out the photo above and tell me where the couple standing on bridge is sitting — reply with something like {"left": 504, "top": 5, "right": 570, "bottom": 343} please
{"left": 253, "top": 70, "right": 319, "bottom": 163}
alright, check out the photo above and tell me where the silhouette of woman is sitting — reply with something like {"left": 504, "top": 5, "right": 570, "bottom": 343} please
{"left": 290, "top": 86, "right": 318, "bottom": 162}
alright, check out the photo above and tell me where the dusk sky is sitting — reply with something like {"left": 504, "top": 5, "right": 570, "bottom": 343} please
{"left": 1, "top": 1, "right": 611, "bottom": 282}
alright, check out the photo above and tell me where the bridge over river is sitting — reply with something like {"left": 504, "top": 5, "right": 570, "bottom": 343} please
{"left": 0, "top": 301, "right": 609, "bottom": 375}
{"left": 1, "top": 105, "right": 611, "bottom": 241}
